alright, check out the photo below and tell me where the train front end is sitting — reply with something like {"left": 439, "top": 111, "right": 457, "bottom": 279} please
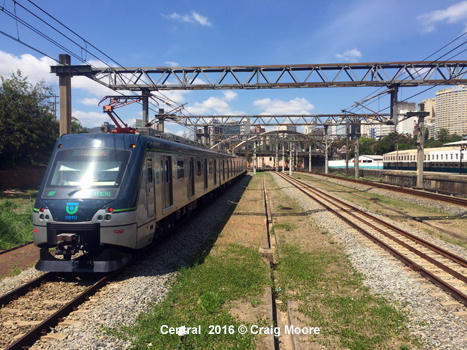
{"left": 33, "top": 133, "right": 141, "bottom": 273}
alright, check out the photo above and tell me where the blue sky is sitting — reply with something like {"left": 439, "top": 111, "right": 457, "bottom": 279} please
{"left": 1, "top": 0, "right": 467, "bottom": 136}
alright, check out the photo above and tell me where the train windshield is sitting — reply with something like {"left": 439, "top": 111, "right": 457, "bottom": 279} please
{"left": 42, "top": 148, "right": 130, "bottom": 199}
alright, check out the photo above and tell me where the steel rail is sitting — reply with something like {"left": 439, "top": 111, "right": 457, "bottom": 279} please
{"left": 283, "top": 174, "right": 467, "bottom": 283}
{"left": 3, "top": 273, "right": 113, "bottom": 350}
{"left": 277, "top": 172, "right": 467, "bottom": 307}
{"left": 292, "top": 173, "right": 467, "bottom": 268}
{"left": 0, "top": 273, "right": 51, "bottom": 307}
{"left": 299, "top": 171, "right": 467, "bottom": 207}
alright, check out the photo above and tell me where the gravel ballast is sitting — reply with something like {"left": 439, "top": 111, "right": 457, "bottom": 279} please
{"left": 0, "top": 175, "right": 251, "bottom": 350}
{"left": 273, "top": 172, "right": 467, "bottom": 350}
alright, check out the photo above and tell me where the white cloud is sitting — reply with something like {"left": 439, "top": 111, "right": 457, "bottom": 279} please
{"left": 418, "top": 1, "right": 467, "bottom": 32}
{"left": 162, "top": 11, "right": 212, "bottom": 26}
{"left": 72, "top": 110, "right": 109, "bottom": 128}
{"left": 165, "top": 61, "right": 179, "bottom": 67}
{"left": 223, "top": 91, "right": 238, "bottom": 101}
{"left": 0, "top": 51, "right": 56, "bottom": 84}
{"left": 335, "top": 48, "right": 362, "bottom": 62}
{"left": 191, "top": 12, "right": 211, "bottom": 26}
{"left": 73, "top": 76, "right": 116, "bottom": 97}
{"left": 253, "top": 97, "right": 315, "bottom": 115}
{"left": 78, "top": 97, "right": 100, "bottom": 106}
{"left": 186, "top": 92, "right": 243, "bottom": 115}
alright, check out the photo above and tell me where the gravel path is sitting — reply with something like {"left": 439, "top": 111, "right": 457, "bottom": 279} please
{"left": 273, "top": 172, "right": 467, "bottom": 350}
{"left": 1, "top": 175, "right": 250, "bottom": 350}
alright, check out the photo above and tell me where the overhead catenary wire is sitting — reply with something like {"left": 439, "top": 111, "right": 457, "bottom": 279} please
{"left": 345, "top": 30, "right": 467, "bottom": 115}
{"left": 1, "top": 0, "right": 193, "bottom": 131}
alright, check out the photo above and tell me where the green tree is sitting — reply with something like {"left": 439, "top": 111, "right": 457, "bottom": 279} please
{"left": 0, "top": 71, "right": 58, "bottom": 168}
{"left": 436, "top": 128, "right": 449, "bottom": 142}
{"left": 359, "top": 137, "right": 377, "bottom": 155}
{"left": 71, "top": 117, "right": 88, "bottom": 133}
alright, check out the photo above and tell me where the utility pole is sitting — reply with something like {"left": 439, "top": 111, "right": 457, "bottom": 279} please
{"left": 58, "top": 54, "right": 72, "bottom": 136}
{"left": 354, "top": 125, "right": 361, "bottom": 179}
{"left": 324, "top": 125, "right": 329, "bottom": 174}
{"left": 410, "top": 112, "right": 429, "bottom": 187}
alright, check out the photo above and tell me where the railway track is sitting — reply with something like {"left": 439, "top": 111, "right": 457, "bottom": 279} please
{"left": 277, "top": 172, "right": 467, "bottom": 308}
{"left": 0, "top": 272, "right": 113, "bottom": 350}
{"left": 296, "top": 171, "right": 467, "bottom": 207}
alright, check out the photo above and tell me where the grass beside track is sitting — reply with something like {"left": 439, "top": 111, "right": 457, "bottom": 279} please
{"left": 105, "top": 176, "right": 272, "bottom": 349}
{"left": 276, "top": 243, "right": 416, "bottom": 350}
{"left": 267, "top": 172, "right": 420, "bottom": 350}
{"left": 0, "top": 193, "right": 36, "bottom": 250}
{"left": 107, "top": 244, "right": 270, "bottom": 350}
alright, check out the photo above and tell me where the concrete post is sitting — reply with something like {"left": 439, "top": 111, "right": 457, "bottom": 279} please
{"left": 158, "top": 118, "right": 165, "bottom": 133}
{"left": 324, "top": 125, "right": 329, "bottom": 174}
{"left": 289, "top": 141, "right": 293, "bottom": 176}
{"left": 390, "top": 85, "right": 399, "bottom": 130}
{"left": 204, "top": 126, "right": 209, "bottom": 146}
{"left": 417, "top": 115, "right": 425, "bottom": 188}
{"left": 282, "top": 139, "right": 285, "bottom": 172}
{"left": 142, "top": 88, "right": 149, "bottom": 126}
{"left": 275, "top": 140, "right": 279, "bottom": 172}
{"left": 309, "top": 144, "right": 312, "bottom": 172}
{"left": 253, "top": 140, "right": 257, "bottom": 175}
{"left": 59, "top": 54, "right": 72, "bottom": 136}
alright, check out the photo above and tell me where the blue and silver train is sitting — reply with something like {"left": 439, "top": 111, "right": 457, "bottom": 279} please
{"left": 33, "top": 132, "right": 246, "bottom": 272}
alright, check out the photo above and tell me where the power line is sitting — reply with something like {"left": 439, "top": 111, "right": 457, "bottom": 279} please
{"left": 345, "top": 30, "right": 467, "bottom": 115}
{"left": 1, "top": 0, "right": 191, "bottom": 130}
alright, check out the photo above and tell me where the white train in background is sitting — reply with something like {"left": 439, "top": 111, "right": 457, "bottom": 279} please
{"left": 383, "top": 144, "right": 467, "bottom": 173}
{"left": 328, "top": 155, "right": 383, "bottom": 170}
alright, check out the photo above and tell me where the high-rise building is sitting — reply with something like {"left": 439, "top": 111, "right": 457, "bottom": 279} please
{"left": 435, "top": 86, "right": 467, "bottom": 137}
{"left": 419, "top": 98, "right": 436, "bottom": 139}
{"left": 396, "top": 101, "right": 416, "bottom": 114}
{"left": 276, "top": 124, "right": 297, "bottom": 132}
{"left": 418, "top": 98, "right": 436, "bottom": 124}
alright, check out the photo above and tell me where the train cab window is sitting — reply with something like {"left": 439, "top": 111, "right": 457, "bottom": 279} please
{"left": 44, "top": 148, "right": 130, "bottom": 199}
{"left": 177, "top": 161, "right": 185, "bottom": 179}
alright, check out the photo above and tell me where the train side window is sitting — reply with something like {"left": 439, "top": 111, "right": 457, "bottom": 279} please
{"left": 147, "top": 159, "right": 153, "bottom": 183}
{"left": 177, "top": 161, "right": 184, "bottom": 179}
{"left": 197, "top": 161, "right": 202, "bottom": 176}
{"left": 166, "top": 160, "right": 171, "bottom": 183}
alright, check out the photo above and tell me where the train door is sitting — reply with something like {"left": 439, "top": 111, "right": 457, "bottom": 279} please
{"left": 146, "top": 155, "right": 155, "bottom": 218}
{"left": 188, "top": 157, "right": 195, "bottom": 197}
{"left": 213, "top": 159, "right": 217, "bottom": 185}
{"left": 161, "top": 156, "right": 173, "bottom": 208}
{"left": 204, "top": 159, "right": 208, "bottom": 189}
{"left": 223, "top": 160, "right": 225, "bottom": 181}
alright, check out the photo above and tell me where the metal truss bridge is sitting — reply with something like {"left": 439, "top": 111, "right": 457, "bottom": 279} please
{"left": 174, "top": 113, "right": 390, "bottom": 127}
{"left": 52, "top": 60, "right": 467, "bottom": 91}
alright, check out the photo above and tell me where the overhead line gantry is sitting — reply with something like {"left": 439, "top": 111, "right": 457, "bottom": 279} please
{"left": 52, "top": 58, "right": 467, "bottom": 130}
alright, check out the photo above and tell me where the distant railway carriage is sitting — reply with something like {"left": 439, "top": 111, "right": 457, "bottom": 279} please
{"left": 33, "top": 132, "right": 246, "bottom": 273}
{"left": 328, "top": 155, "right": 383, "bottom": 170}
{"left": 383, "top": 146, "right": 467, "bottom": 173}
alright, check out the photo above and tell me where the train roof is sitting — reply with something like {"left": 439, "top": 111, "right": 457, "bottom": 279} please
{"left": 57, "top": 132, "right": 239, "bottom": 158}
{"left": 384, "top": 146, "right": 460, "bottom": 156}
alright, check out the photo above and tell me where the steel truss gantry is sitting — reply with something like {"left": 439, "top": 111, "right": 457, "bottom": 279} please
{"left": 51, "top": 60, "right": 467, "bottom": 90}
{"left": 174, "top": 113, "right": 389, "bottom": 127}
